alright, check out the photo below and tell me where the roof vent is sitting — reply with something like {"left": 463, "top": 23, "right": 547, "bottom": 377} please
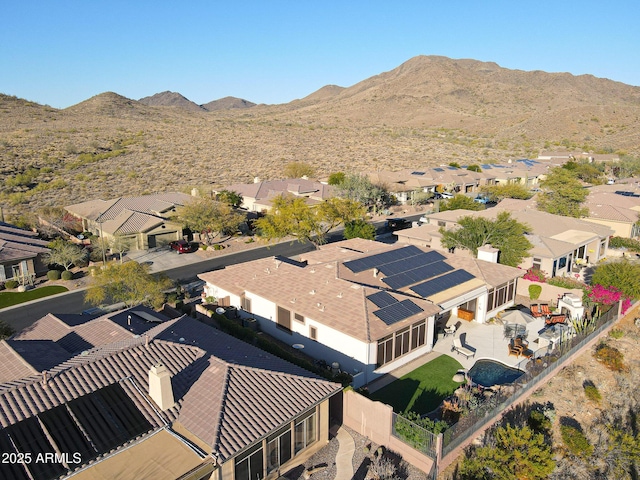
{"left": 265, "top": 268, "right": 270, "bottom": 274}
{"left": 337, "top": 292, "right": 343, "bottom": 298}
{"left": 148, "top": 363, "right": 175, "bottom": 411}
{"left": 310, "top": 289, "right": 316, "bottom": 295}
{"left": 373, "top": 268, "right": 379, "bottom": 277}
{"left": 290, "top": 298, "right": 296, "bottom": 303}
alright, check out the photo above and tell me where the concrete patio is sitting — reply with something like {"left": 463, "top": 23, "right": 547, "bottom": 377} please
{"left": 432, "top": 312, "right": 549, "bottom": 371}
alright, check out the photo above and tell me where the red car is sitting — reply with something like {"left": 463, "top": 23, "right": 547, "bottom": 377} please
{"left": 169, "top": 240, "right": 197, "bottom": 253}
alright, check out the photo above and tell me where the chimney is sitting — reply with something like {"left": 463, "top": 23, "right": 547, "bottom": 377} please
{"left": 148, "top": 363, "right": 175, "bottom": 411}
{"left": 477, "top": 244, "right": 499, "bottom": 263}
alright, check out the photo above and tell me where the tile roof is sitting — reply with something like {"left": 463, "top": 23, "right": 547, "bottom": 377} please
{"left": 220, "top": 179, "right": 335, "bottom": 204}
{"left": 0, "top": 311, "right": 341, "bottom": 475}
{"left": 0, "top": 224, "right": 49, "bottom": 263}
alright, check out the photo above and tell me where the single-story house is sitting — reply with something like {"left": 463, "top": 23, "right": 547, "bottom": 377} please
{"left": 0, "top": 306, "right": 341, "bottom": 480}
{"left": 415, "top": 199, "right": 614, "bottom": 277}
{"left": 215, "top": 179, "right": 335, "bottom": 212}
{"left": 582, "top": 185, "right": 640, "bottom": 238}
{"left": 199, "top": 238, "right": 523, "bottom": 388}
{"left": 0, "top": 222, "right": 50, "bottom": 283}
{"left": 65, "top": 193, "right": 194, "bottom": 250}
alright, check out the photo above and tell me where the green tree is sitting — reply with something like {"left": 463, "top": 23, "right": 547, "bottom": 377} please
{"left": 256, "top": 194, "right": 365, "bottom": 245}
{"left": 343, "top": 219, "right": 376, "bottom": 240}
{"left": 85, "top": 261, "right": 173, "bottom": 309}
{"left": 283, "top": 161, "right": 315, "bottom": 179}
{"left": 0, "top": 320, "right": 14, "bottom": 340}
{"left": 109, "top": 234, "right": 133, "bottom": 263}
{"left": 439, "top": 194, "right": 483, "bottom": 212}
{"left": 215, "top": 189, "right": 243, "bottom": 208}
{"left": 448, "top": 162, "right": 461, "bottom": 168}
{"left": 467, "top": 164, "right": 482, "bottom": 173}
{"left": 591, "top": 259, "right": 640, "bottom": 300}
{"left": 174, "top": 197, "right": 245, "bottom": 244}
{"left": 43, "top": 238, "right": 87, "bottom": 271}
{"left": 327, "top": 172, "right": 346, "bottom": 185}
{"left": 459, "top": 424, "right": 555, "bottom": 480}
{"left": 336, "top": 174, "right": 391, "bottom": 212}
{"left": 537, "top": 167, "right": 588, "bottom": 217}
{"left": 440, "top": 212, "right": 532, "bottom": 266}
{"left": 480, "top": 183, "right": 533, "bottom": 201}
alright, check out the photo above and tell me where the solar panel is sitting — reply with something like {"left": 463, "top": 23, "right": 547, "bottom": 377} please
{"left": 376, "top": 250, "right": 446, "bottom": 276}
{"left": 367, "top": 291, "right": 397, "bottom": 308}
{"left": 343, "top": 245, "right": 423, "bottom": 273}
{"left": 433, "top": 167, "right": 444, "bottom": 172}
{"left": 0, "top": 429, "right": 32, "bottom": 480}
{"left": 39, "top": 405, "right": 97, "bottom": 464}
{"left": 482, "top": 164, "right": 492, "bottom": 169}
{"left": 373, "top": 299, "right": 424, "bottom": 325}
{"left": 383, "top": 261, "right": 454, "bottom": 289}
{"left": 447, "top": 166, "right": 458, "bottom": 170}
{"left": 411, "top": 171, "right": 425, "bottom": 176}
{"left": 410, "top": 269, "right": 475, "bottom": 298}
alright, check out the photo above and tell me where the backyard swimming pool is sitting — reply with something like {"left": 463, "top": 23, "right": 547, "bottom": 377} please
{"left": 467, "top": 359, "right": 523, "bottom": 387}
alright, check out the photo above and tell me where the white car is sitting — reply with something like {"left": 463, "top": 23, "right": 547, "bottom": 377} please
{"left": 419, "top": 216, "right": 429, "bottom": 224}
{"left": 440, "top": 192, "right": 454, "bottom": 199}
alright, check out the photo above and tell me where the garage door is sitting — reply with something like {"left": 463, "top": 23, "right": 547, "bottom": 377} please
{"left": 147, "top": 232, "right": 178, "bottom": 249}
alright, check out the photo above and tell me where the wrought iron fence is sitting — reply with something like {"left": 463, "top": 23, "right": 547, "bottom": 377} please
{"left": 391, "top": 412, "right": 438, "bottom": 458}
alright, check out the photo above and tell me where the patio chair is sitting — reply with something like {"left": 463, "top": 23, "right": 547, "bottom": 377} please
{"left": 530, "top": 304, "right": 544, "bottom": 318}
{"left": 508, "top": 342, "right": 522, "bottom": 357}
{"left": 546, "top": 314, "right": 567, "bottom": 326}
{"left": 444, "top": 324, "right": 457, "bottom": 337}
{"left": 540, "top": 304, "right": 552, "bottom": 316}
{"left": 451, "top": 337, "right": 475, "bottom": 359}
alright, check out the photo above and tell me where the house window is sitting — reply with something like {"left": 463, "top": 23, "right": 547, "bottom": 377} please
{"left": 309, "top": 326, "right": 317, "bottom": 341}
{"left": 277, "top": 306, "right": 291, "bottom": 333}
{"left": 267, "top": 425, "right": 292, "bottom": 473}
{"left": 377, "top": 320, "right": 427, "bottom": 367}
{"left": 411, "top": 320, "right": 426, "bottom": 349}
{"left": 376, "top": 335, "right": 394, "bottom": 367}
{"left": 235, "top": 443, "right": 264, "bottom": 480}
{"left": 294, "top": 313, "right": 304, "bottom": 324}
{"left": 294, "top": 410, "right": 317, "bottom": 454}
{"left": 487, "top": 279, "right": 517, "bottom": 312}
{"left": 241, "top": 296, "right": 252, "bottom": 313}
{"left": 394, "top": 327, "right": 411, "bottom": 358}
{"left": 532, "top": 257, "right": 542, "bottom": 270}
{"left": 599, "top": 240, "right": 606, "bottom": 257}
{"left": 558, "top": 256, "right": 567, "bottom": 269}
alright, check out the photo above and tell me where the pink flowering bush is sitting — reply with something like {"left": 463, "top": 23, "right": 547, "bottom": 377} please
{"left": 588, "top": 284, "right": 622, "bottom": 305}
{"left": 523, "top": 268, "right": 547, "bottom": 283}
{"left": 621, "top": 297, "right": 632, "bottom": 315}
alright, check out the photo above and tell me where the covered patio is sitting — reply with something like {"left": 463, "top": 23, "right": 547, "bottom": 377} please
{"left": 432, "top": 307, "right": 550, "bottom": 370}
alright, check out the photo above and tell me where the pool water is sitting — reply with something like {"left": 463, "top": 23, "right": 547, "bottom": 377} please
{"left": 467, "top": 359, "right": 523, "bottom": 387}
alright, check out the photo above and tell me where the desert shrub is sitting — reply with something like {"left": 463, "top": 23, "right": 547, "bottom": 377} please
{"left": 212, "top": 244, "right": 224, "bottom": 250}
{"left": 528, "top": 410, "right": 552, "bottom": 433}
{"left": 61, "top": 270, "right": 73, "bottom": 280}
{"left": 583, "top": 384, "right": 601, "bottom": 403}
{"left": 528, "top": 284, "right": 542, "bottom": 300}
{"left": 47, "top": 270, "right": 61, "bottom": 281}
{"left": 593, "top": 343, "right": 625, "bottom": 371}
{"left": 523, "top": 268, "right": 546, "bottom": 283}
{"left": 560, "top": 425, "right": 593, "bottom": 457}
{"left": 4, "top": 280, "right": 18, "bottom": 289}
{"left": 547, "top": 276, "right": 587, "bottom": 290}
{"left": 199, "top": 244, "right": 208, "bottom": 250}
{"left": 609, "top": 328, "right": 625, "bottom": 339}
{"left": 244, "top": 237, "right": 254, "bottom": 243}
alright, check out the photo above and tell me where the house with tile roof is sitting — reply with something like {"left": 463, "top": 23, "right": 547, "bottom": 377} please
{"left": 0, "top": 222, "right": 50, "bottom": 284}
{"left": 65, "top": 192, "right": 194, "bottom": 250}
{"left": 415, "top": 199, "right": 614, "bottom": 277}
{"left": 0, "top": 307, "right": 341, "bottom": 480}
{"left": 215, "top": 178, "right": 335, "bottom": 212}
{"left": 582, "top": 185, "right": 640, "bottom": 238}
{"left": 198, "top": 238, "right": 523, "bottom": 388}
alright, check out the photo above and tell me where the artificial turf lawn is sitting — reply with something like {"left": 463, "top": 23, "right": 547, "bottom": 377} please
{"left": 369, "top": 354, "right": 464, "bottom": 415}
{"left": 0, "top": 286, "right": 68, "bottom": 308}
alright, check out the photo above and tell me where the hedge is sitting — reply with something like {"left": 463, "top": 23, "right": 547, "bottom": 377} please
{"left": 61, "top": 270, "right": 73, "bottom": 280}
{"left": 47, "top": 270, "right": 62, "bottom": 281}
{"left": 4, "top": 280, "right": 18, "bottom": 289}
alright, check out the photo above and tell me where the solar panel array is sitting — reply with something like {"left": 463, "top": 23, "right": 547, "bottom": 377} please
{"left": 383, "top": 261, "right": 454, "bottom": 290}
{"left": 411, "top": 171, "right": 425, "bottom": 176}
{"left": 410, "top": 269, "right": 475, "bottom": 298}
{"left": 433, "top": 167, "right": 444, "bottom": 172}
{"left": 377, "top": 250, "right": 445, "bottom": 276}
{"left": 372, "top": 299, "right": 424, "bottom": 326}
{"left": 367, "top": 291, "right": 397, "bottom": 308}
{"left": 343, "top": 245, "right": 423, "bottom": 273}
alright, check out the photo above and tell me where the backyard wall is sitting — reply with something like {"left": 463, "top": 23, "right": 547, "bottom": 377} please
{"left": 342, "top": 389, "right": 435, "bottom": 474}
{"left": 516, "top": 279, "right": 583, "bottom": 306}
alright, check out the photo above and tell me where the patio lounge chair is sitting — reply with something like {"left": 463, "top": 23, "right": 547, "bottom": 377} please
{"left": 452, "top": 338, "right": 475, "bottom": 359}
{"left": 508, "top": 342, "right": 522, "bottom": 357}
{"left": 530, "top": 304, "right": 544, "bottom": 318}
{"left": 545, "top": 314, "right": 567, "bottom": 326}
{"left": 540, "top": 304, "right": 552, "bottom": 316}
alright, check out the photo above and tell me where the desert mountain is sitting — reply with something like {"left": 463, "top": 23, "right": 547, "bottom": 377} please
{"left": 1, "top": 55, "right": 639, "bottom": 217}
{"left": 201, "top": 96, "right": 256, "bottom": 111}
{"left": 139, "top": 91, "right": 206, "bottom": 112}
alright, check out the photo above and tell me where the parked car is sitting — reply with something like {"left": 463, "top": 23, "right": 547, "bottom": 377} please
{"left": 440, "top": 192, "right": 454, "bottom": 199}
{"left": 169, "top": 240, "right": 197, "bottom": 253}
{"left": 474, "top": 195, "right": 490, "bottom": 204}
{"left": 419, "top": 216, "right": 429, "bottom": 224}
{"left": 385, "top": 218, "right": 411, "bottom": 231}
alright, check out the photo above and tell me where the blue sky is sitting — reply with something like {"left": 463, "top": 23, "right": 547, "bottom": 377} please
{"left": 2, "top": 1, "right": 638, "bottom": 109}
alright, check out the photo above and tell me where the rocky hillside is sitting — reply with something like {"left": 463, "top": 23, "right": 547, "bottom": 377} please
{"left": 1, "top": 56, "right": 639, "bottom": 220}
